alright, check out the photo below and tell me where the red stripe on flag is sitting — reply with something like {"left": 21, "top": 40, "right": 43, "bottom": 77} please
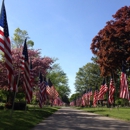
{"left": 0, "top": 2, "right": 16, "bottom": 91}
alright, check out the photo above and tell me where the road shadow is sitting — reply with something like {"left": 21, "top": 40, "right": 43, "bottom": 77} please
{"left": 31, "top": 107, "right": 130, "bottom": 130}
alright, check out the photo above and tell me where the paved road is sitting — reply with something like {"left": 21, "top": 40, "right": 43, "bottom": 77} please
{"left": 32, "top": 107, "right": 130, "bottom": 130}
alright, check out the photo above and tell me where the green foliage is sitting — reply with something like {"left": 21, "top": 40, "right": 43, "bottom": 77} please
{"left": 91, "top": 56, "right": 98, "bottom": 63}
{"left": 31, "top": 95, "right": 37, "bottom": 105}
{"left": 0, "top": 90, "right": 6, "bottom": 102}
{"left": 47, "top": 63, "right": 70, "bottom": 97}
{"left": 69, "top": 93, "right": 80, "bottom": 102}
{"left": 0, "top": 90, "right": 26, "bottom": 103}
{"left": 27, "top": 40, "right": 34, "bottom": 47}
{"left": 0, "top": 105, "right": 4, "bottom": 110}
{"left": 12, "top": 28, "right": 34, "bottom": 48}
{"left": 115, "top": 99, "right": 123, "bottom": 106}
{"left": 62, "top": 95, "right": 70, "bottom": 104}
{"left": 15, "top": 92, "right": 25, "bottom": 102}
{"left": 115, "top": 99, "right": 129, "bottom": 107}
{"left": 75, "top": 62, "right": 102, "bottom": 93}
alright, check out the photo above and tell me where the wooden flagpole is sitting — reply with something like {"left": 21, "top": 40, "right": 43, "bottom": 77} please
{"left": 10, "top": 68, "right": 21, "bottom": 117}
{"left": 10, "top": 46, "right": 22, "bottom": 117}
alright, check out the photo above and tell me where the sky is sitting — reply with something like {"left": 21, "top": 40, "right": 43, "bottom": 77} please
{"left": 2, "top": 0, "right": 130, "bottom": 96}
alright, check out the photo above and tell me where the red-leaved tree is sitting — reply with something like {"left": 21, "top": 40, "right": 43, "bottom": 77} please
{"left": 0, "top": 48, "right": 53, "bottom": 91}
{"left": 90, "top": 6, "right": 130, "bottom": 77}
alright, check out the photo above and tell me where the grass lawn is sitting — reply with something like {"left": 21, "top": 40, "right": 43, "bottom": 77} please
{"left": 0, "top": 105, "right": 60, "bottom": 130}
{"left": 76, "top": 106, "right": 130, "bottom": 122}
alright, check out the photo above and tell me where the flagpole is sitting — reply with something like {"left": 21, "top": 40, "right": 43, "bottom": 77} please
{"left": 10, "top": 46, "right": 22, "bottom": 117}
{"left": 10, "top": 70, "right": 21, "bottom": 118}
{"left": 112, "top": 71, "right": 115, "bottom": 108}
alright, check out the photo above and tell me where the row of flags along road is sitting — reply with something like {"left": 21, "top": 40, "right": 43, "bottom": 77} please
{"left": 0, "top": 0, "right": 63, "bottom": 108}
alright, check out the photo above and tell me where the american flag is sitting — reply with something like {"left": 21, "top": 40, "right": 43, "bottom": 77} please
{"left": 93, "top": 86, "right": 99, "bottom": 107}
{"left": 38, "top": 72, "right": 47, "bottom": 108}
{"left": 109, "top": 78, "right": 115, "bottom": 104}
{"left": 98, "top": 79, "right": 108, "bottom": 100}
{"left": 88, "top": 88, "right": 92, "bottom": 105}
{"left": 47, "top": 78, "right": 59, "bottom": 99}
{"left": 120, "top": 64, "right": 129, "bottom": 100}
{"left": 70, "top": 100, "right": 75, "bottom": 106}
{"left": 81, "top": 91, "right": 86, "bottom": 106}
{"left": 53, "top": 97, "right": 62, "bottom": 106}
{"left": 21, "top": 39, "right": 32, "bottom": 103}
{"left": 0, "top": 1, "right": 16, "bottom": 91}
{"left": 43, "top": 77, "right": 48, "bottom": 101}
{"left": 46, "top": 78, "right": 52, "bottom": 97}
{"left": 88, "top": 88, "right": 93, "bottom": 97}
{"left": 50, "top": 85, "right": 59, "bottom": 99}
{"left": 77, "top": 97, "right": 82, "bottom": 106}
{"left": 84, "top": 89, "right": 89, "bottom": 105}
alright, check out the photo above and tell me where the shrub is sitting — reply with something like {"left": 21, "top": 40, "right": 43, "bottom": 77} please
{"left": 14, "top": 102, "right": 26, "bottom": 110}
{"left": 115, "top": 99, "right": 125, "bottom": 106}
{"left": 0, "top": 105, "right": 4, "bottom": 109}
{"left": 5, "top": 102, "right": 12, "bottom": 109}
{"left": 5, "top": 102, "right": 26, "bottom": 110}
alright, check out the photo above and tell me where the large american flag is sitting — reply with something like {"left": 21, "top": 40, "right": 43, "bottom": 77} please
{"left": 38, "top": 72, "right": 47, "bottom": 108}
{"left": 20, "top": 39, "right": 32, "bottom": 103}
{"left": 98, "top": 79, "right": 108, "bottom": 100}
{"left": 120, "top": 65, "right": 129, "bottom": 100}
{"left": 0, "top": 1, "right": 16, "bottom": 91}
{"left": 109, "top": 78, "right": 115, "bottom": 104}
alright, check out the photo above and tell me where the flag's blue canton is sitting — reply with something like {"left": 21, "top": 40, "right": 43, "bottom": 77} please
{"left": 0, "top": 1, "right": 9, "bottom": 37}
{"left": 44, "top": 77, "right": 48, "bottom": 86}
{"left": 22, "top": 39, "right": 28, "bottom": 62}
{"left": 48, "top": 78, "right": 52, "bottom": 87}
{"left": 30, "top": 61, "right": 32, "bottom": 69}
{"left": 102, "top": 78, "right": 105, "bottom": 85}
{"left": 95, "top": 86, "right": 98, "bottom": 91}
{"left": 45, "top": 80, "right": 49, "bottom": 86}
{"left": 39, "top": 72, "right": 43, "bottom": 83}
{"left": 122, "top": 63, "right": 126, "bottom": 73}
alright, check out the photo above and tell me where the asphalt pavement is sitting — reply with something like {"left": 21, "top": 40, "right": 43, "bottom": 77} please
{"left": 31, "top": 107, "right": 130, "bottom": 130}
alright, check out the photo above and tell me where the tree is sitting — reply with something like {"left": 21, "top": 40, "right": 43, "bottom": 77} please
{"left": 69, "top": 93, "right": 80, "bottom": 102}
{"left": 47, "top": 63, "right": 70, "bottom": 97}
{"left": 74, "top": 62, "right": 102, "bottom": 93}
{"left": 90, "top": 6, "right": 130, "bottom": 77}
{"left": 11, "top": 28, "right": 34, "bottom": 48}
{"left": 0, "top": 48, "right": 53, "bottom": 88}
{"left": 62, "top": 95, "right": 70, "bottom": 104}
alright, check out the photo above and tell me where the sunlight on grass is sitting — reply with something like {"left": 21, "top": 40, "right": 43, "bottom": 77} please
{"left": 76, "top": 107, "right": 130, "bottom": 121}
{"left": 0, "top": 106, "right": 60, "bottom": 130}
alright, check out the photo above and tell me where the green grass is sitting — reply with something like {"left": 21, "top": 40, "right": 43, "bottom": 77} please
{"left": 76, "top": 107, "right": 130, "bottom": 122}
{"left": 0, "top": 105, "right": 60, "bottom": 130}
